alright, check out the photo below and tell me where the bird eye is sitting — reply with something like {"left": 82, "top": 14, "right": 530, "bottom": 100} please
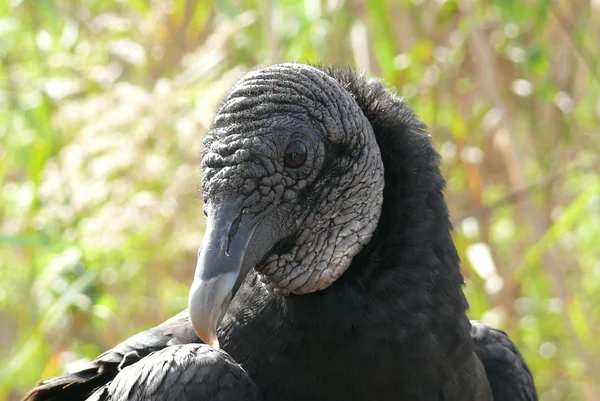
{"left": 283, "top": 141, "right": 307, "bottom": 168}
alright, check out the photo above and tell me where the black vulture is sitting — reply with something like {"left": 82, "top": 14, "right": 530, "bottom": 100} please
{"left": 23, "top": 64, "right": 537, "bottom": 401}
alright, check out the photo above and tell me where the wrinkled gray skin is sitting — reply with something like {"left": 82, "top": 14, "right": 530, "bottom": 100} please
{"left": 189, "top": 63, "right": 384, "bottom": 346}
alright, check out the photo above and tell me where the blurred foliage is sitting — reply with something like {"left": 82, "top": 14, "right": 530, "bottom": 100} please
{"left": 1, "top": 0, "right": 599, "bottom": 400}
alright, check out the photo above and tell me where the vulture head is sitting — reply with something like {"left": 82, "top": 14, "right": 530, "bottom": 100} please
{"left": 189, "top": 63, "right": 438, "bottom": 348}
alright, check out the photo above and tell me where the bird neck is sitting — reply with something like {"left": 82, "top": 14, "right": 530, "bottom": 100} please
{"left": 279, "top": 173, "right": 468, "bottom": 336}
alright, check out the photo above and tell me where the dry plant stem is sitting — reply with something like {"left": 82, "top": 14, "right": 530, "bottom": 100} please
{"left": 263, "top": 0, "right": 278, "bottom": 64}
{"left": 464, "top": 1, "right": 599, "bottom": 399}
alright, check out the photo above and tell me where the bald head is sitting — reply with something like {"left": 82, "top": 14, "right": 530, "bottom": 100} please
{"left": 189, "top": 64, "right": 384, "bottom": 345}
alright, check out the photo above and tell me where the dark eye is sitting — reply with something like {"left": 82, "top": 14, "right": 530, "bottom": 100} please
{"left": 283, "top": 141, "right": 307, "bottom": 168}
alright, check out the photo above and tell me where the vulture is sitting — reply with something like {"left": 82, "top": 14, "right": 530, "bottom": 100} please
{"left": 23, "top": 63, "right": 537, "bottom": 401}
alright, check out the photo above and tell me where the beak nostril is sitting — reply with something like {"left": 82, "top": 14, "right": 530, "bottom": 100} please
{"left": 226, "top": 213, "right": 243, "bottom": 256}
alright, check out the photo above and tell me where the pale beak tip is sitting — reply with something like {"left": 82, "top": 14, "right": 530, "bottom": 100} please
{"left": 209, "top": 337, "right": 220, "bottom": 349}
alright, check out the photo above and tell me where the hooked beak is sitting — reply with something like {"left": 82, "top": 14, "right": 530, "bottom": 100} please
{"left": 188, "top": 200, "right": 274, "bottom": 348}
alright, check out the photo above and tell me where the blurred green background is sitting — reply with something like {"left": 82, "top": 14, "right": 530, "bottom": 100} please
{"left": 1, "top": 0, "right": 599, "bottom": 400}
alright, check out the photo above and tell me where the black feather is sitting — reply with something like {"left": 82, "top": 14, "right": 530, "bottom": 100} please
{"left": 471, "top": 321, "right": 538, "bottom": 401}
{"left": 86, "top": 344, "right": 261, "bottom": 401}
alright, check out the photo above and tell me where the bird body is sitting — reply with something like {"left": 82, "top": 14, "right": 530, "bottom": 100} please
{"left": 220, "top": 271, "right": 489, "bottom": 401}
{"left": 22, "top": 64, "right": 537, "bottom": 401}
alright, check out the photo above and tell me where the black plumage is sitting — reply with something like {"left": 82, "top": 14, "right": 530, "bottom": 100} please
{"left": 472, "top": 322, "right": 537, "bottom": 401}
{"left": 85, "top": 344, "right": 261, "bottom": 401}
{"left": 22, "top": 64, "right": 537, "bottom": 401}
